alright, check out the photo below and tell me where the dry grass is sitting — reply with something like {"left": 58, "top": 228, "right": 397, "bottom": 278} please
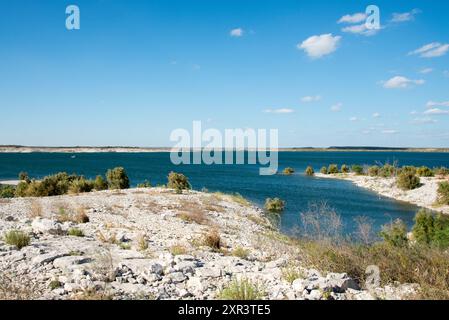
{"left": 0, "top": 269, "right": 42, "bottom": 299}
{"left": 97, "top": 231, "right": 118, "bottom": 244}
{"left": 169, "top": 244, "right": 188, "bottom": 256}
{"left": 203, "top": 229, "right": 221, "bottom": 250}
{"left": 55, "top": 206, "right": 90, "bottom": 224}
{"left": 28, "top": 201, "right": 44, "bottom": 218}
{"left": 136, "top": 233, "right": 148, "bottom": 251}
{"left": 231, "top": 246, "right": 250, "bottom": 259}
{"left": 176, "top": 200, "right": 211, "bottom": 225}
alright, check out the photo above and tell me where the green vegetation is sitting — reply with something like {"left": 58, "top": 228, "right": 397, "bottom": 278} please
{"left": 437, "top": 181, "right": 449, "bottom": 205}
{"left": 378, "top": 164, "right": 396, "bottom": 178}
{"left": 167, "top": 171, "right": 191, "bottom": 194}
{"left": 68, "top": 177, "right": 94, "bottom": 194}
{"left": 4, "top": 230, "right": 30, "bottom": 249}
{"left": 264, "top": 198, "right": 285, "bottom": 213}
{"left": 0, "top": 184, "right": 15, "bottom": 198}
{"left": 351, "top": 165, "right": 364, "bottom": 175}
{"left": 18, "top": 172, "right": 30, "bottom": 182}
{"left": 231, "top": 246, "right": 250, "bottom": 260}
{"left": 93, "top": 175, "right": 108, "bottom": 191}
{"left": 320, "top": 166, "right": 328, "bottom": 174}
{"left": 106, "top": 167, "right": 130, "bottom": 190}
{"left": 327, "top": 164, "right": 339, "bottom": 174}
{"left": 218, "top": 278, "right": 265, "bottom": 300}
{"left": 49, "top": 280, "right": 62, "bottom": 290}
{"left": 282, "top": 167, "right": 295, "bottom": 175}
{"left": 367, "top": 165, "right": 380, "bottom": 177}
{"left": 340, "top": 164, "right": 350, "bottom": 173}
{"left": 434, "top": 167, "right": 449, "bottom": 177}
{"left": 396, "top": 172, "right": 420, "bottom": 190}
{"left": 417, "top": 166, "right": 434, "bottom": 177}
{"left": 305, "top": 166, "right": 314, "bottom": 176}
{"left": 67, "top": 228, "right": 84, "bottom": 237}
{"left": 379, "top": 219, "right": 408, "bottom": 247}
{"left": 137, "top": 180, "right": 151, "bottom": 188}
{"left": 412, "top": 209, "right": 449, "bottom": 249}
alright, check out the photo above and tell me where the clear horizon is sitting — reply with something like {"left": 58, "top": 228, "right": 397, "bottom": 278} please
{"left": 1, "top": 0, "right": 448, "bottom": 148}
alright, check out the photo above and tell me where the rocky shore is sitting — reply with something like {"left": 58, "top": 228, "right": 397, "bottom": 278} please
{"left": 315, "top": 173, "right": 449, "bottom": 215}
{"left": 0, "top": 188, "right": 416, "bottom": 300}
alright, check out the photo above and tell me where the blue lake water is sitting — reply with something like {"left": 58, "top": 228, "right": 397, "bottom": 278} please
{"left": 1, "top": 152, "right": 448, "bottom": 236}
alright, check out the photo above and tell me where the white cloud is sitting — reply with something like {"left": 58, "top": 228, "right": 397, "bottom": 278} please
{"left": 263, "top": 108, "right": 294, "bottom": 114}
{"left": 372, "top": 112, "right": 380, "bottom": 118}
{"left": 382, "top": 129, "right": 399, "bottom": 134}
{"left": 382, "top": 76, "right": 425, "bottom": 89}
{"left": 409, "top": 42, "right": 449, "bottom": 58}
{"left": 423, "top": 108, "right": 449, "bottom": 115}
{"left": 301, "top": 95, "right": 321, "bottom": 103}
{"left": 297, "top": 34, "right": 341, "bottom": 59}
{"left": 391, "top": 9, "right": 421, "bottom": 23}
{"left": 349, "top": 116, "right": 358, "bottom": 121}
{"left": 330, "top": 103, "right": 342, "bottom": 112}
{"left": 341, "top": 23, "right": 379, "bottom": 36}
{"left": 426, "top": 101, "right": 449, "bottom": 108}
{"left": 338, "top": 13, "right": 366, "bottom": 24}
{"left": 411, "top": 117, "right": 437, "bottom": 125}
{"left": 419, "top": 68, "right": 433, "bottom": 74}
{"left": 230, "top": 28, "right": 243, "bottom": 37}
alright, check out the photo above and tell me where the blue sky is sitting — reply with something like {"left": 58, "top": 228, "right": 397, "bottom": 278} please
{"left": 0, "top": 0, "right": 448, "bottom": 148}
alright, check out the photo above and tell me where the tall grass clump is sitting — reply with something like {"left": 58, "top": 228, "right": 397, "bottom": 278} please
{"left": 264, "top": 198, "right": 285, "bottom": 213}
{"left": 94, "top": 175, "right": 108, "bottom": 191}
{"left": 167, "top": 172, "right": 191, "bottom": 194}
{"left": 4, "top": 230, "right": 30, "bottom": 249}
{"left": 396, "top": 172, "right": 420, "bottom": 190}
{"left": 106, "top": 167, "right": 130, "bottom": 190}
{"left": 218, "top": 278, "right": 265, "bottom": 300}
{"left": 379, "top": 164, "right": 396, "bottom": 178}
{"left": 340, "top": 164, "right": 350, "bottom": 173}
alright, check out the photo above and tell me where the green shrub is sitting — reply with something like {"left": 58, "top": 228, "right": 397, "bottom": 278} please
{"left": 49, "top": 280, "right": 62, "bottom": 290}
{"left": 379, "top": 219, "right": 408, "bottom": 247}
{"left": 328, "top": 164, "right": 339, "bottom": 174}
{"left": 367, "top": 166, "right": 380, "bottom": 177}
{"left": 68, "top": 228, "right": 84, "bottom": 237}
{"left": 167, "top": 172, "right": 191, "bottom": 193}
{"left": 340, "top": 164, "right": 350, "bottom": 173}
{"left": 282, "top": 167, "right": 294, "bottom": 175}
{"left": 379, "top": 164, "right": 396, "bottom": 178}
{"left": 232, "top": 246, "right": 250, "bottom": 259}
{"left": 0, "top": 185, "right": 15, "bottom": 198}
{"left": 4, "top": 230, "right": 30, "bottom": 249}
{"left": 68, "top": 177, "right": 94, "bottom": 194}
{"left": 320, "top": 166, "right": 328, "bottom": 174}
{"left": 417, "top": 166, "right": 434, "bottom": 177}
{"left": 218, "top": 278, "right": 265, "bottom": 300}
{"left": 437, "top": 181, "right": 449, "bottom": 205}
{"left": 106, "top": 167, "right": 130, "bottom": 190}
{"left": 305, "top": 166, "right": 314, "bottom": 176}
{"left": 93, "top": 175, "right": 108, "bottom": 191}
{"left": 396, "top": 172, "right": 420, "bottom": 190}
{"left": 412, "top": 209, "right": 449, "bottom": 249}
{"left": 137, "top": 180, "right": 151, "bottom": 188}
{"left": 264, "top": 198, "right": 285, "bottom": 213}
{"left": 351, "top": 165, "right": 364, "bottom": 175}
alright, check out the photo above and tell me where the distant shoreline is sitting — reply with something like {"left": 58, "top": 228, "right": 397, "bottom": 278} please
{"left": 0, "top": 146, "right": 448, "bottom": 153}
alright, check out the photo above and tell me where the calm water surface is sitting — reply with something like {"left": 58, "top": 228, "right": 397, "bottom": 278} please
{"left": 1, "top": 152, "right": 448, "bottom": 236}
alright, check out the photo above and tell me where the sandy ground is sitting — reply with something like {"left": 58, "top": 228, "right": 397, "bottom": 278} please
{"left": 315, "top": 173, "right": 449, "bottom": 214}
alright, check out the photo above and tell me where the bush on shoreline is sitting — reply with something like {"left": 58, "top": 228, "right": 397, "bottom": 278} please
{"left": 396, "top": 172, "right": 420, "bottom": 191}
{"left": 320, "top": 166, "right": 328, "bottom": 174}
{"left": 367, "top": 165, "right": 380, "bottom": 177}
{"left": 106, "top": 167, "right": 130, "bottom": 190}
{"left": 341, "top": 164, "right": 350, "bottom": 173}
{"left": 417, "top": 166, "right": 434, "bottom": 177}
{"left": 328, "top": 164, "right": 339, "bottom": 174}
{"left": 282, "top": 167, "right": 295, "bottom": 175}
{"left": 264, "top": 198, "right": 285, "bottom": 213}
{"left": 351, "top": 165, "right": 364, "bottom": 175}
{"left": 167, "top": 172, "right": 191, "bottom": 194}
{"left": 305, "top": 166, "right": 314, "bottom": 176}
